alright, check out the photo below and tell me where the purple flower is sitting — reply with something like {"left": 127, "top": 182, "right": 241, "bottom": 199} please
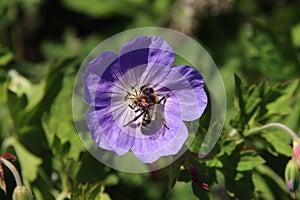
{"left": 82, "top": 36, "right": 207, "bottom": 163}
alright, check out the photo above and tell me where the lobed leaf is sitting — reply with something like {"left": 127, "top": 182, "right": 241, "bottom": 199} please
{"left": 2, "top": 137, "right": 42, "bottom": 184}
{"left": 237, "top": 150, "right": 265, "bottom": 172}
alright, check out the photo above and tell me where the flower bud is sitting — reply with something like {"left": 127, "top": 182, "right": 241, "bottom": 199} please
{"left": 284, "top": 159, "right": 300, "bottom": 192}
{"left": 189, "top": 167, "right": 210, "bottom": 191}
{"left": 293, "top": 141, "right": 300, "bottom": 168}
{"left": 12, "top": 186, "right": 34, "bottom": 200}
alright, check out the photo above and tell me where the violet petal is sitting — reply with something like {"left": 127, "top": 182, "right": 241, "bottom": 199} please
{"left": 86, "top": 108, "right": 135, "bottom": 155}
{"left": 156, "top": 65, "right": 207, "bottom": 121}
{"left": 131, "top": 95, "right": 188, "bottom": 163}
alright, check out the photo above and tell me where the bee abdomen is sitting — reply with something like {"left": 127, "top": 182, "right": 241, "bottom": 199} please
{"left": 142, "top": 121, "right": 150, "bottom": 126}
{"left": 142, "top": 113, "right": 151, "bottom": 126}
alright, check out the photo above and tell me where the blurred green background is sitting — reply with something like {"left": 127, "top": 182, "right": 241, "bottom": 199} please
{"left": 0, "top": 0, "right": 300, "bottom": 199}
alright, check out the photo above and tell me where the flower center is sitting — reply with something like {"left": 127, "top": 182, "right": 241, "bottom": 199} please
{"left": 128, "top": 85, "right": 158, "bottom": 109}
{"left": 124, "top": 85, "right": 169, "bottom": 129}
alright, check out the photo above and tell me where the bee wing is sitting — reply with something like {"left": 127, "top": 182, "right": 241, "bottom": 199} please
{"left": 141, "top": 104, "right": 165, "bottom": 135}
{"left": 153, "top": 104, "right": 166, "bottom": 122}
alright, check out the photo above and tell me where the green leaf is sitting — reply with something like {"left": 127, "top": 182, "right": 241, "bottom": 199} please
{"left": 218, "top": 138, "right": 244, "bottom": 157}
{"left": 100, "top": 193, "right": 111, "bottom": 200}
{"left": 8, "top": 69, "right": 45, "bottom": 112}
{"left": 291, "top": 23, "right": 300, "bottom": 47}
{"left": 231, "top": 76, "right": 298, "bottom": 132}
{"left": 76, "top": 152, "right": 108, "bottom": 183}
{"left": 102, "top": 174, "right": 119, "bottom": 187}
{"left": 242, "top": 24, "right": 299, "bottom": 80}
{"left": 0, "top": 70, "right": 8, "bottom": 103}
{"left": 266, "top": 80, "right": 299, "bottom": 116}
{"left": 71, "top": 183, "right": 111, "bottom": 200}
{"left": 188, "top": 126, "right": 206, "bottom": 153}
{"left": 166, "top": 164, "right": 181, "bottom": 195}
{"left": 61, "top": 0, "right": 145, "bottom": 17}
{"left": 0, "top": 47, "right": 13, "bottom": 67}
{"left": 230, "top": 74, "right": 262, "bottom": 130}
{"left": 41, "top": 30, "right": 103, "bottom": 61}
{"left": 6, "top": 92, "right": 28, "bottom": 131}
{"left": 25, "top": 58, "right": 75, "bottom": 125}
{"left": 237, "top": 150, "right": 265, "bottom": 172}
{"left": 8, "top": 70, "right": 33, "bottom": 98}
{"left": 2, "top": 137, "right": 42, "bottom": 183}
{"left": 42, "top": 74, "right": 84, "bottom": 160}
{"left": 206, "top": 158, "right": 223, "bottom": 168}
{"left": 0, "top": 70, "right": 16, "bottom": 137}
{"left": 253, "top": 172, "right": 275, "bottom": 200}
{"left": 233, "top": 74, "right": 247, "bottom": 119}
{"left": 178, "top": 169, "right": 191, "bottom": 183}
{"left": 261, "top": 130, "right": 292, "bottom": 157}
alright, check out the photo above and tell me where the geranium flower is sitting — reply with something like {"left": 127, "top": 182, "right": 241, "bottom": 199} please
{"left": 83, "top": 36, "right": 207, "bottom": 163}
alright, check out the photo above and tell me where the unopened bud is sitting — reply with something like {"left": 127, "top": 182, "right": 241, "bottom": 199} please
{"left": 189, "top": 167, "right": 210, "bottom": 191}
{"left": 12, "top": 186, "right": 34, "bottom": 200}
{"left": 285, "top": 159, "right": 300, "bottom": 192}
{"left": 293, "top": 141, "right": 300, "bottom": 168}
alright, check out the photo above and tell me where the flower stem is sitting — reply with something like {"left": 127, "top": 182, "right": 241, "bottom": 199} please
{"left": 0, "top": 158, "right": 23, "bottom": 186}
{"left": 248, "top": 123, "right": 299, "bottom": 141}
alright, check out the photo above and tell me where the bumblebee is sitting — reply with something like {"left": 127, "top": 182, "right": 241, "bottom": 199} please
{"left": 124, "top": 85, "right": 169, "bottom": 129}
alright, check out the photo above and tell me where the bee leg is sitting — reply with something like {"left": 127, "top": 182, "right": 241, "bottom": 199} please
{"left": 124, "top": 110, "right": 145, "bottom": 127}
{"left": 158, "top": 94, "right": 169, "bottom": 105}
{"left": 162, "top": 120, "right": 169, "bottom": 129}
{"left": 128, "top": 104, "right": 135, "bottom": 110}
{"left": 135, "top": 109, "right": 140, "bottom": 113}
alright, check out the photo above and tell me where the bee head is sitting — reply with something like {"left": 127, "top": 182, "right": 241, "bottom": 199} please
{"left": 141, "top": 86, "right": 154, "bottom": 95}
